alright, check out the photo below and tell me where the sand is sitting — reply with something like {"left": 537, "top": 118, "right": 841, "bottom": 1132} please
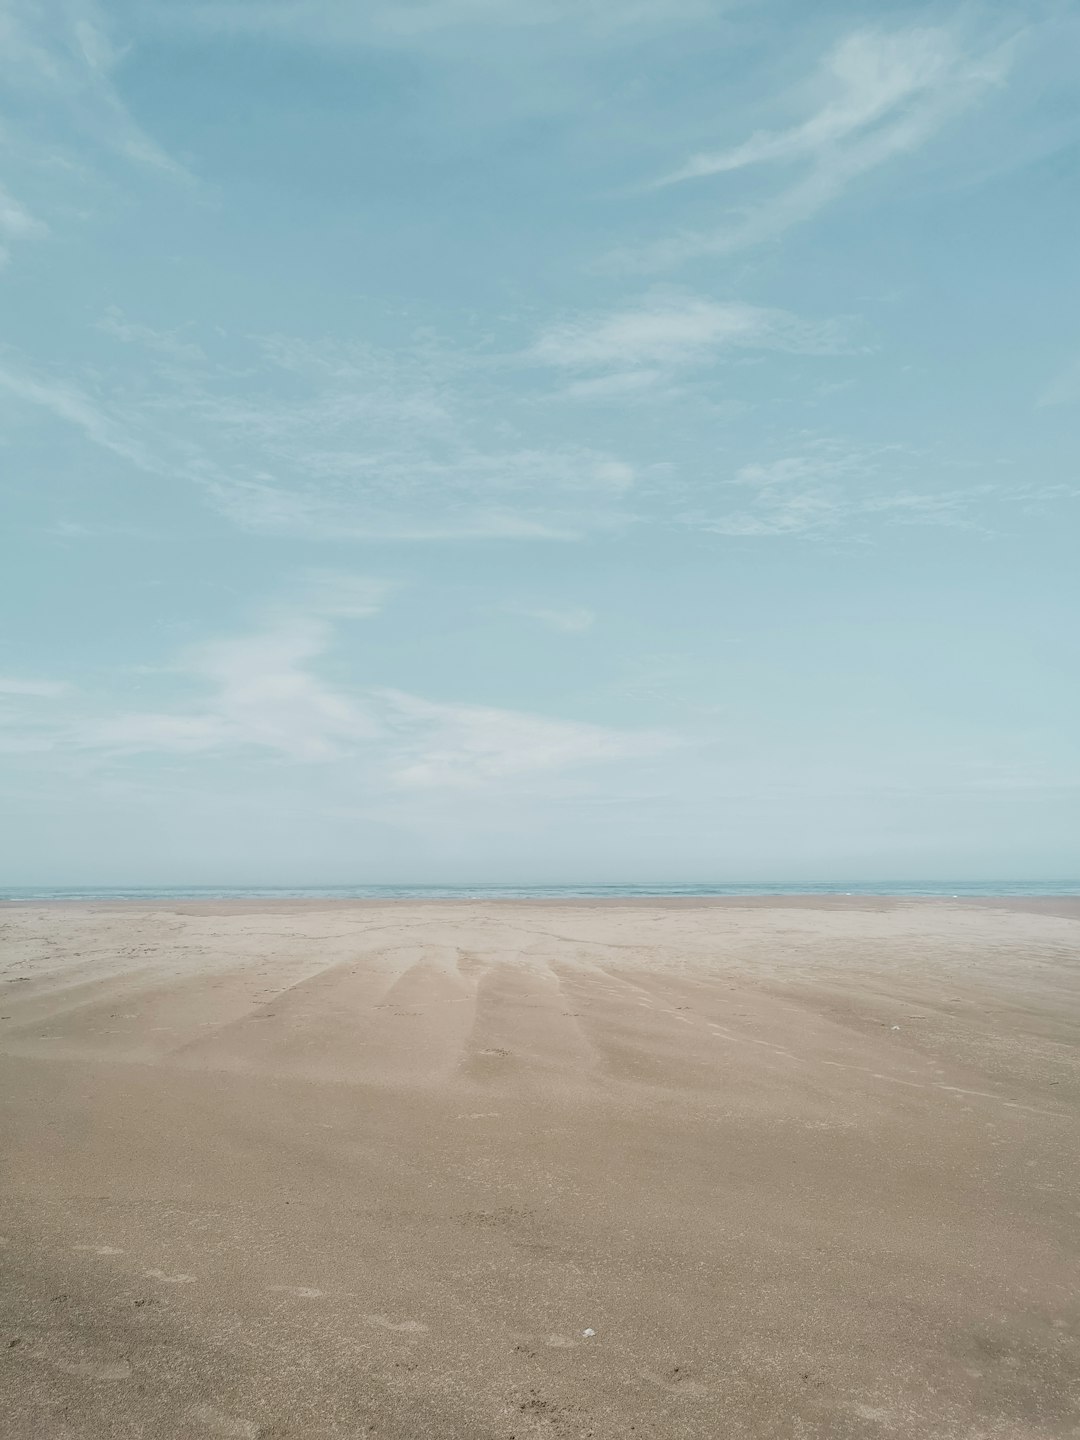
{"left": 1, "top": 898, "right": 1079, "bottom": 1439}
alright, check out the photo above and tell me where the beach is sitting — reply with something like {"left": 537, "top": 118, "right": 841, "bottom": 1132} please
{"left": 2, "top": 897, "right": 1079, "bottom": 1438}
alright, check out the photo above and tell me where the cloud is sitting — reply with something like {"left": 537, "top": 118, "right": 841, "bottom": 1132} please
{"left": 529, "top": 292, "right": 848, "bottom": 404}
{"left": 0, "top": 331, "right": 639, "bottom": 542}
{"left": 138, "top": 0, "right": 709, "bottom": 49}
{"left": 0, "top": 184, "right": 46, "bottom": 251}
{"left": 661, "top": 30, "right": 958, "bottom": 185}
{"left": 86, "top": 611, "right": 380, "bottom": 763}
{"left": 67, "top": 580, "right": 669, "bottom": 788}
{"left": 202, "top": 448, "right": 636, "bottom": 542}
{"left": 82, "top": 574, "right": 391, "bottom": 763}
{"left": 0, "top": 357, "right": 158, "bottom": 470}
{"left": 377, "top": 689, "right": 671, "bottom": 789}
{"left": 531, "top": 292, "right": 846, "bottom": 376}
{"left": 47, "top": 517, "right": 163, "bottom": 541}
{"left": 1037, "top": 355, "right": 1080, "bottom": 408}
{"left": 0, "top": 676, "right": 70, "bottom": 698}
{"left": 0, "top": 675, "right": 71, "bottom": 755}
{"left": 734, "top": 448, "right": 884, "bottom": 489}
{"left": 0, "top": 0, "right": 187, "bottom": 263}
{"left": 0, "top": 0, "right": 182, "bottom": 172}
{"left": 514, "top": 604, "right": 596, "bottom": 632}
{"left": 532, "top": 289, "right": 846, "bottom": 371}
{"left": 635, "top": 25, "right": 1015, "bottom": 265}
{"left": 88, "top": 711, "right": 236, "bottom": 756}
{"left": 559, "top": 369, "right": 667, "bottom": 402}
{"left": 699, "top": 471, "right": 1079, "bottom": 538}
{"left": 680, "top": 440, "right": 1013, "bottom": 539}
{"left": 283, "top": 571, "right": 393, "bottom": 620}
{"left": 97, "top": 309, "right": 206, "bottom": 364}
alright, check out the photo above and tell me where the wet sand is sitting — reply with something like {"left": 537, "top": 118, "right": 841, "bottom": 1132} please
{"left": 1, "top": 898, "right": 1079, "bottom": 1438}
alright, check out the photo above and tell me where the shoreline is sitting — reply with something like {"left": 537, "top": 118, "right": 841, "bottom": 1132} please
{"left": 4, "top": 892, "right": 1080, "bottom": 918}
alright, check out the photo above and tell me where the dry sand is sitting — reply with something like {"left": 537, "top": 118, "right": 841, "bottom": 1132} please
{"left": 1, "top": 898, "right": 1079, "bottom": 1439}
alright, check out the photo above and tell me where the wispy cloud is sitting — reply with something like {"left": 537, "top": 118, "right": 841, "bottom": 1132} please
{"left": 0, "top": 328, "right": 640, "bottom": 542}
{"left": 634, "top": 25, "right": 1015, "bottom": 266}
{"left": 681, "top": 439, "right": 1011, "bottom": 539}
{"left": 557, "top": 369, "right": 667, "bottom": 402}
{"left": 0, "top": 182, "right": 46, "bottom": 264}
{"left": 61, "top": 580, "right": 669, "bottom": 786}
{"left": 142, "top": 0, "right": 709, "bottom": 49}
{"left": 0, "top": 676, "right": 69, "bottom": 698}
{"left": 699, "top": 472, "right": 1079, "bottom": 538}
{"left": 733, "top": 447, "right": 889, "bottom": 490}
{"left": 97, "top": 308, "right": 206, "bottom": 363}
{"left": 1037, "top": 355, "right": 1080, "bottom": 408}
{"left": 89, "top": 620, "right": 379, "bottom": 762}
{"left": 0, "top": 675, "right": 72, "bottom": 755}
{"left": 0, "top": 0, "right": 183, "bottom": 172}
{"left": 660, "top": 30, "right": 961, "bottom": 186}
{"left": 201, "top": 448, "right": 636, "bottom": 542}
{"left": 0, "top": 355, "right": 158, "bottom": 469}
{"left": 0, "top": 0, "right": 187, "bottom": 262}
{"left": 282, "top": 571, "right": 393, "bottom": 621}
{"left": 6, "top": 320, "right": 1069, "bottom": 549}
{"left": 532, "top": 291, "right": 846, "bottom": 375}
{"left": 377, "top": 689, "right": 671, "bottom": 789}
{"left": 82, "top": 575, "right": 390, "bottom": 762}
{"left": 47, "top": 517, "right": 164, "bottom": 541}
{"left": 513, "top": 604, "right": 596, "bottom": 632}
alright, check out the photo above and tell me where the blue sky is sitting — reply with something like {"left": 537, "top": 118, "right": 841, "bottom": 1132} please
{"left": 1, "top": 0, "right": 1078, "bottom": 884}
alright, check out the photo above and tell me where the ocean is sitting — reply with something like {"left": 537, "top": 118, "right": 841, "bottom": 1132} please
{"left": 1, "top": 880, "right": 1078, "bottom": 901}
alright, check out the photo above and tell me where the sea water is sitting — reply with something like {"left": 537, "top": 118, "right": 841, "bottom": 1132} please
{"left": 2, "top": 880, "right": 1078, "bottom": 901}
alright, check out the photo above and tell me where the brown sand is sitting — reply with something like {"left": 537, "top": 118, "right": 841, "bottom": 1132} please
{"left": 2, "top": 898, "right": 1079, "bottom": 1439}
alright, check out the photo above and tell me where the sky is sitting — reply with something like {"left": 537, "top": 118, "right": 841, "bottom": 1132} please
{"left": 0, "top": 0, "right": 1078, "bottom": 886}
